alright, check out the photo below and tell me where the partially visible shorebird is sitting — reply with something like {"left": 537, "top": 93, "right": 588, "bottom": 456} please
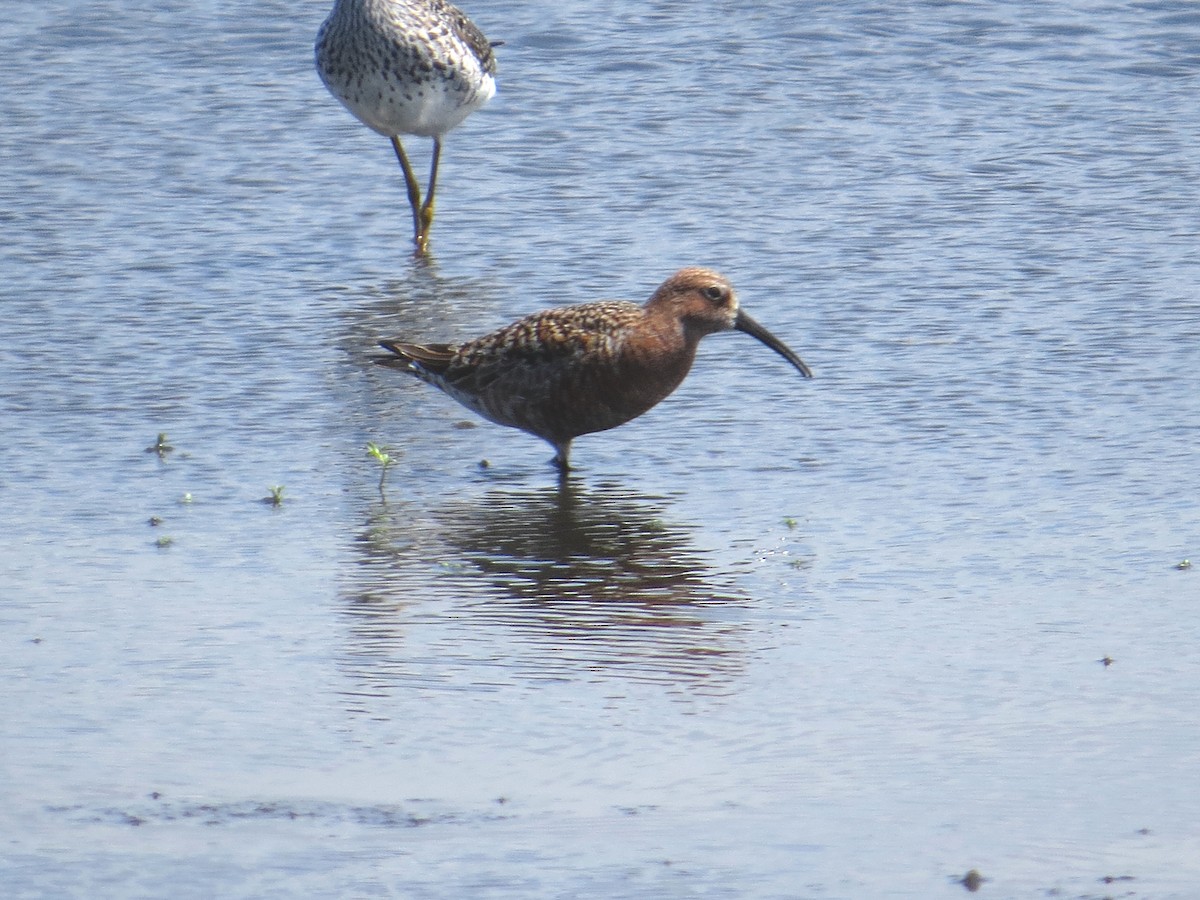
{"left": 376, "top": 268, "right": 813, "bottom": 471}
{"left": 315, "top": 0, "right": 498, "bottom": 255}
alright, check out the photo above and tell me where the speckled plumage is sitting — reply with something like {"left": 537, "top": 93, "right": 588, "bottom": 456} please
{"left": 315, "top": 0, "right": 497, "bottom": 253}
{"left": 377, "top": 268, "right": 813, "bottom": 470}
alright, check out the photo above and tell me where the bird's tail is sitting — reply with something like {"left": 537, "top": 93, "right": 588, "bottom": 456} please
{"left": 375, "top": 340, "right": 457, "bottom": 375}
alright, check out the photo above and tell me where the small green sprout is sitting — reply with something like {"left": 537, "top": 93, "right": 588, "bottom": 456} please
{"left": 262, "top": 485, "right": 285, "bottom": 506}
{"left": 366, "top": 442, "right": 394, "bottom": 493}
{"left": 783, "top": 517, "right": 798, "bottom": 530}
{"left": 154, "top": 536, "right": 174, "bottom": 549}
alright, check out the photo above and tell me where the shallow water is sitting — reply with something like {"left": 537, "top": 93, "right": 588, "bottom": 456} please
{"left": 3, "top": 1, "right": 1200, "bottom": 897}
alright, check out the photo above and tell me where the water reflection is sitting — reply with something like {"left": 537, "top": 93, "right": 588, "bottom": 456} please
{"left": 337, "top": 479, "right": 750, "bottom": 698}
{"left": 327, "top": 261, "right": 507, "bottom": 366}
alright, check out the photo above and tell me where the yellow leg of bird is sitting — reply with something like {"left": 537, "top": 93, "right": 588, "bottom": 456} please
{"left": 417, "top": 138, "right": 442, "bottom": 256}
{"left": 390, "top": 136, "right": 426, "bottom": 254}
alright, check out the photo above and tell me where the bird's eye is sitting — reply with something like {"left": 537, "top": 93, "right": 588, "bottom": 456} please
{"left": 702, "top": 285, "right": 726, "bottom": 303}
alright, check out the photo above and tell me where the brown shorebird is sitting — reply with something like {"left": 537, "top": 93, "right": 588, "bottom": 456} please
{"left": 315, "top": 0, "right": 497, "bottom": 255}
{"left": 377, "top": 268, "right": 813, "bottom": 470}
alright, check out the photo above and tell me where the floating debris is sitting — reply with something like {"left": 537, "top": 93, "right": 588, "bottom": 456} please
{"left": 959, "top": 869, "right": 985, "bottom": 892}
{"left": 145, "top": 432, "right": 174, "bottom": 456}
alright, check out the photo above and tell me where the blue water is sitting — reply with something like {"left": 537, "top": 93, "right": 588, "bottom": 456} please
{"left": 3, "top": 1, "right": 1199, "bottom": 897}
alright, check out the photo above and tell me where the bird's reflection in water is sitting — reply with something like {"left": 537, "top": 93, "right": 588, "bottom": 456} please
{"left": 338, "top": 479, "right": 751, "bottom": 699}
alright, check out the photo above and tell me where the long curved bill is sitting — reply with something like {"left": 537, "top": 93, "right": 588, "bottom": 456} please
{"left": 735, "top": 310, "right": 813, "bottom": 378}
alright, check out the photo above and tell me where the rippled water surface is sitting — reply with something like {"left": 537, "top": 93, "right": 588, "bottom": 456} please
{"left": 3, "top": 1, "right": 1200, "bottom": 897}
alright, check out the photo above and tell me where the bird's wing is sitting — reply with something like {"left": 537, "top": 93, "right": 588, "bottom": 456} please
{"left": 457, "top": 302, "right": 640, "bottom": 364}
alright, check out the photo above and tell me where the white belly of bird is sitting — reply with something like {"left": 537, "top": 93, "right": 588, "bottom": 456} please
{"left": 318, "top": 43, "right": 494, "bottom": 139}
{"left": 347, "top": 69, "right": 494, "bottom": 138}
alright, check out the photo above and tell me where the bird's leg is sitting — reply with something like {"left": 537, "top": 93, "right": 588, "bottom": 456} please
{"left": 390, "top": 136, "right": 426, "bottom": 254}
{"left": 418, "top": 137, "right": 443, "bottom": 254}
{"left": 551, "top": 440, "right": 572, "bottom": 472}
